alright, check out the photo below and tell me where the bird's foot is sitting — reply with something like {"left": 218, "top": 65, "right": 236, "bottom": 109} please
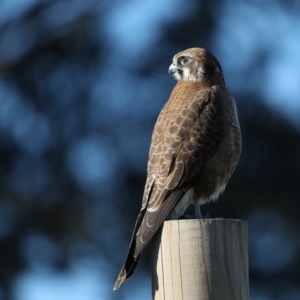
{"left": 179, "top": 214, "right": 194, "bottom": 219}
{"left": 203, "top": 215, "right": 225, "bottom": 219}
{"left": 203, "top": 214, "right": 211, "bottom": 219}
{"left": 194, "top": 204, "right": 202, "bottom": 219}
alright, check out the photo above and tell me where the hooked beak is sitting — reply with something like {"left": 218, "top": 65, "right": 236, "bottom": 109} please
{"left": 168, "top": 63, "right": 178, "bottom": 75}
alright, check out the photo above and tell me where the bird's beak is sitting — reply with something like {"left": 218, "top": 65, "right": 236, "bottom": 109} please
{"left": 169, "top": 63, "right": 178, "bottom": 75}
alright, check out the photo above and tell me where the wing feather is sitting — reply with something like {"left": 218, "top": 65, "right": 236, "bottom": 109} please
{"left": 135, "top": 83, "right": 224, "bottom": 254}
{"left": 114, "top": 82, "right": 225, "bottom": 289}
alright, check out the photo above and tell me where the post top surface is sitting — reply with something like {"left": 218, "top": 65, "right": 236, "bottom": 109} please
{"left": 164, "top": 218, "right": 247, "bottom": 225}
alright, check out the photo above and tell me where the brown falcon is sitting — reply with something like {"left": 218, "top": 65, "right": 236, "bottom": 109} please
{"left": 113, "top": 48, "right": 241, "bottom": 290}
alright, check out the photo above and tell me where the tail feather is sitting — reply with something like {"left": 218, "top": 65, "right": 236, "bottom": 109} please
{"left": 113, "top": 208, "right": 146, "bottom": 290}
{"left": 113, "top": 255, "right": 140, "bottom": 290}
{"left": 113, "top": 190, "right": 185, "bottom": 290}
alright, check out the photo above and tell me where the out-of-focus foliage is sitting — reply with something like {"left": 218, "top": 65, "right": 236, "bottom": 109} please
{"left": 0, "top": 0, "right": 300, "bottom": 299}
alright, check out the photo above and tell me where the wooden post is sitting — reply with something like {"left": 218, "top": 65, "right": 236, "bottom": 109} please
{"left": 151, "top": 219, "right": 249, "bottom": 300}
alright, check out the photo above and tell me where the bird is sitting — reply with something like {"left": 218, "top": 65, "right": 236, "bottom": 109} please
{"left": 113, "top": 47, "right": 241, "bottom": 290}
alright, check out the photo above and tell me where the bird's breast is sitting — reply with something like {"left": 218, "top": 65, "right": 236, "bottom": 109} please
{"left": 193, "top": 97, "right": 241, "bottom": 201}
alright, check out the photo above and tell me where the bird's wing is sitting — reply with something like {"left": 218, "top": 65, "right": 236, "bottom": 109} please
{"left": 114, "top": 84, "right": 225, "bottom": 290}
{"left": 136, "top": 84, "right": 224, "bottom": 248}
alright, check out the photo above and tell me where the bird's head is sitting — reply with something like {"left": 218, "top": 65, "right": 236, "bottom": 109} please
{"left": 169, "top": 48, "right": 225, "bottom": 84}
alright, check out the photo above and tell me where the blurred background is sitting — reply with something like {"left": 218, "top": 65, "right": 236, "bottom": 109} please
{"left": 0, "top": 0, "right": 299, "bottom": 299}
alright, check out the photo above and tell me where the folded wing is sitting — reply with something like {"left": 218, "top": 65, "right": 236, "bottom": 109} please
{"left": 113, "top": 83, "right": 225, "bottom": 290}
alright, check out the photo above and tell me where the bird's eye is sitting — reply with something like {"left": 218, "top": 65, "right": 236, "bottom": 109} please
{"left": 179, "top": 56, "right": 189, "bottom": 65}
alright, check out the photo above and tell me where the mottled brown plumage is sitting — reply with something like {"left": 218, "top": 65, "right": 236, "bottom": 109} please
{"left": 114, "top": 48, "right": 241, "bottom": 290}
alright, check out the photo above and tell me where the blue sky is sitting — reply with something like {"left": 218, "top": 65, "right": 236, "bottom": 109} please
{"left": 213, "top": 0, "right": 300, "bottom": 127}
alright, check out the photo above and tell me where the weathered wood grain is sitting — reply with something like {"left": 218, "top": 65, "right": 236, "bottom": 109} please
{"left": 151, "top": 219, "right": 249, "bottom": 300}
